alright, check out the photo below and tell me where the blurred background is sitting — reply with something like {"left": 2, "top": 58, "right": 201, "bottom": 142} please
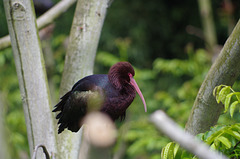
{"left": 0, "top": 0, "right": 240, "bottom": 158}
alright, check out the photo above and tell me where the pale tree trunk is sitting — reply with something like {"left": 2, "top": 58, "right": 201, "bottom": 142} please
{"left": 198, "top": 0, "right": 217, "bottom": 55}
{"left": 3, "top": 0, "right": 57, "bottom": 158}
{"left": 185, "top": 19, "right": 240, "bottom": 135}
{"left": 56, "top": 0, "right": 111, "bottom": 158}
{"left": 0, "top": 93, "right": 10, "bottom": 159}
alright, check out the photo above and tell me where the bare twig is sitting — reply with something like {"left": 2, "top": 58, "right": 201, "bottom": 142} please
{"left": 36, "top": 0, "right": 76, "bottom": 29}
{"left": 150, "top": 110, "right": 228, "bottom": 159}
{"left": 31, "top": 144, "right": 50, "bottom": 159}
{"left": 198, "top": 0, "right": 217, "bottom": 54}
{"left": 0, "top": 0, "right": 77, "bottom": 50}
{"left": 0, "top": 35, "right": 11, "bottom": 50}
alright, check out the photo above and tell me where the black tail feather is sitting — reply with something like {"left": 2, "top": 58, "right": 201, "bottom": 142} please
{"left": 58, "top": 122, "right": 67, "bottom": 134}
{"left": 56, "top": 112, "right": 62, "bottom": 119}
{"left": 53, "top": 91, "right": 72, "bottom": 134}
{"left": 53, "top": 90, "right": 86, "bottom": 134}
{"left": 52, "top": 91, "right": 71, "bottom": 112}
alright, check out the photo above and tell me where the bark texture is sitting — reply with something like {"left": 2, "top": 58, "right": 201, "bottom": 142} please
{"left": 185, "top": 19, "right": 240, "bottom": 135}
{"left": 56, "top": 0, "right": 111, "bottom": 158}
{"left": 3, "top": 0, "right": 57, "bottom": 158}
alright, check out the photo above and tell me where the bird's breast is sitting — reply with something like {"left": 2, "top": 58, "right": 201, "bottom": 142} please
{"left": 101, "top": 86, "right": 136, "bottom": 120}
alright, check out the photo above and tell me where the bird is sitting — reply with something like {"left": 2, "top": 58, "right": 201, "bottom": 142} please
{"left": 53, "top": 62, "right": 147, "bottom": 134}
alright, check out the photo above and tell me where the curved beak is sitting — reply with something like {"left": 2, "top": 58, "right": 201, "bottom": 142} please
{"left": 130, "top": 77, "right": 147, "bottom": 112}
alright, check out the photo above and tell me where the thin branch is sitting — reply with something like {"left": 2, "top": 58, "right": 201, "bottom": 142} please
{"left": 0, "top": 0, "right": 77, "bottom": 50}
{"left": 31, "top": 144, "right": 50, "bottom": 159}
{"left": 37, "top": 0, "right": 77, "bottom": 29}
{"left": 198, "top": 0, "right": 217, "bottom": 54}
{"left": 0, "top": 35, "right": 11, "bottom": 50}
{"left": 150, "top": 110, "right": 228, "bottom": 159}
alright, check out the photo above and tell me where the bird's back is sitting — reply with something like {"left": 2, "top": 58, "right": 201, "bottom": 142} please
{"left": 53, "top": 74, "right": 116, "bottom": 133}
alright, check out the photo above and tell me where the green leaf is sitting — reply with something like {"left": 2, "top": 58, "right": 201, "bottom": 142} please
{"left": 173, "top": 143, "right": 180, "bottom": 157}
{"left": 236, "top": 93, "right": 240, "bottom": 102}
{"left": 213, "top": 85, "right": 223, "bottom": 101}
{"left": 215, "top": 139, "right": 221, "bottom": 148}
{"left": 230, "top": 101, "right": 239, "bottom": 118}
{"left": 218, "top": 86, "right": 230, "bottom": 104}
{"left": 210, "top": 142, "right": 217, "bottom": 150}
{"left": 161, "top": 142, "right": 175, "bottom": 159}
{"left": 213, "top": 86, "right": 218, "bottom": 97}
{"left": 230, "top": 131, "right": 240, "bottom": 140}
{"left": 224, "top": 93, "right": 232, "bottom": 113}
{"left": 206, "top": 129, "right": 224, "bottom": 145}
{"left": 217, "top": 136, "right": 232, "bottom": 149}
{"left": 232, "top": 124, "right": 240, "bottom": 131}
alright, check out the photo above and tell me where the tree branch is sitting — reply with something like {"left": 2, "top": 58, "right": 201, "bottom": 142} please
{"left": 185, "top": 19, "right": 240, "bottom": 135}
{"left": 3, "top": 0, "right": 57, "bottom": 157}
{"left": 37, "top": 0, "right": 77, "bottom": 29}
{"left": 55, "top": 0, "right": 111, "bottom": 158}
{"left": 0, "top": 0, "right": 77, "bottom": 50}
{"left": 150, "top": 110, "right": 228, "bottom": 159}
{"left": 31, "top": 144, "right": 51, "bottom": 159}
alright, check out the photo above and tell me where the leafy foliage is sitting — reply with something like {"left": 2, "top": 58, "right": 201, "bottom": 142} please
{"left": 122, "top": 120, "right": 168, "bottom": 159}
{"left": 161, "top": 86, "right": 240, "bottom": 159}
{"left": 161, "top": 124, "right": 240, "bottom": 159}
{"left": 152, "top": 48, "right": 211, "bottom": 125}
{"left": 161, "top": 142, "right": 179, "bottom": 159}
{"left": 213, "top": 85, "right": 240, "bottom": 117}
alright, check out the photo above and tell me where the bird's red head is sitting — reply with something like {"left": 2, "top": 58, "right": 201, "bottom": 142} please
{"left": 108, "top": 62, "right": 134, "bottom": 89}
{"left": 108, "top": 62, "right": 147, "bottom": 112}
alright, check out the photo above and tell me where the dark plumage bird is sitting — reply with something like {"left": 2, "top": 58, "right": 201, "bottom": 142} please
{"left": 53, "top": 62, "right": 147, "bottom": 134}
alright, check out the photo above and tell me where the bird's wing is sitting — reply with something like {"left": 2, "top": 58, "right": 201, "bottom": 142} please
{"left": 53, "top": 77, "right": 106, "bottom": 133}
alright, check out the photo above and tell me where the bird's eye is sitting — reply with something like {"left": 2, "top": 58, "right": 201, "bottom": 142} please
{"left": 128, "top": 73, "right": 133, "bottom": 78}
